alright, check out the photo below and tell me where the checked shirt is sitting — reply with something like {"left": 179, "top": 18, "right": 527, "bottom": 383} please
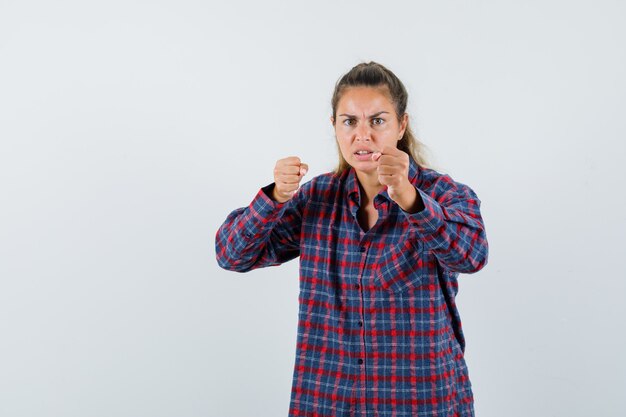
{"left": 215, "top": 156, "right": 489, "bottom": 417}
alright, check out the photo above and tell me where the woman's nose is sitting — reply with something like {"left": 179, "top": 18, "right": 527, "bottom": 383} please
{"left": 355, "top": 123, "right": 372, "bottom": 141}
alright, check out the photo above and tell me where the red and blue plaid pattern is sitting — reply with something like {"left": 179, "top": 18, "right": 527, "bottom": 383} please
{"left": 216, "top": 156, "right": 489, "bottom": 417}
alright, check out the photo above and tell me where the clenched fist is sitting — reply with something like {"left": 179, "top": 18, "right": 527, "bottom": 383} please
{"left": 372, "top": 146, "right": 424, "bottom": 213}
{"left": 271, "top": 156, "right": 309, "bottom": 203}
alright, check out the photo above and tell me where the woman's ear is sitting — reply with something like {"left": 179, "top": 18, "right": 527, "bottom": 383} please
{"left": 400, "top": 113, "right": 409, "bottom": 137}
{"left": 330, "top": 116, "right": 335, "bottom": 126}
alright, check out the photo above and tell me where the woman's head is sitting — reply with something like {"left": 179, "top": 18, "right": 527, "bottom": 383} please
{"left": 330, "top": 61, "right": 430, "bottom": 174}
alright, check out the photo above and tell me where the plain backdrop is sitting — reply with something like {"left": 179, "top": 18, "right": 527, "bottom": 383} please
{"left": 1, "top": 1, "right": 625, "bottom": 416}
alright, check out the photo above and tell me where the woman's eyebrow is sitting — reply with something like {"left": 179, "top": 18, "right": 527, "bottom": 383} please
{"left": 338, "top": 111, "right": 390, "bottom": 118}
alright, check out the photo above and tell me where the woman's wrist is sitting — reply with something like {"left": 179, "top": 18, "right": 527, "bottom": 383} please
{"left": 396, "top": 184, "right": 425, "bottom": 213}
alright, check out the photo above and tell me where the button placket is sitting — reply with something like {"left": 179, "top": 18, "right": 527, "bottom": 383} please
{"left": 355, "top": 240, "right": 369, "bottom": 404}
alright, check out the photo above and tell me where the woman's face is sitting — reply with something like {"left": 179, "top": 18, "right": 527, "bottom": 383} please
{"left": 332, "top": 86, "right": 408, "bottom": 175}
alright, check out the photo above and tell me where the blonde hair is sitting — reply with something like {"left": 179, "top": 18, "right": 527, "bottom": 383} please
{"left": 330, "top": 61, "right": 432, "bottom": 174}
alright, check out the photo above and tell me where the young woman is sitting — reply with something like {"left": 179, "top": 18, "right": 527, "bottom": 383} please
{"left": 216, "top": 62, "right": 489, "bottom": 417}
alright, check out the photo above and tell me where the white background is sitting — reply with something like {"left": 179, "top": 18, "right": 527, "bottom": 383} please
{"left": 1, "top": 1, "right": 625, "bottom": 416}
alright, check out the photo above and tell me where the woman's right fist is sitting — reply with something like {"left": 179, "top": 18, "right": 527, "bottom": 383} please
{"left": 272, "top": 156, "right": 308, "bottom": 203}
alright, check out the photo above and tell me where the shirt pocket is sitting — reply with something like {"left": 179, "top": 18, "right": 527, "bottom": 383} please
{"left": 374, "top": 235, "right": 428, "bottom": 294}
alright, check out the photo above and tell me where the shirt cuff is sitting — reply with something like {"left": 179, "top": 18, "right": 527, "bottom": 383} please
{"left": 400, "top": 186, "right": 445, "bottom": 237}
{"left": 239, "top": 183, "right": 289, "bottom": 241}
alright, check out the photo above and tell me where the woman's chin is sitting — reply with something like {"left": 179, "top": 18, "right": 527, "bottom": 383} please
{"left": 349, "top": 160, "right": 377, "bottom": 174}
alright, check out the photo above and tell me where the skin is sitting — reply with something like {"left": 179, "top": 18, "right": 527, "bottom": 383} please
{"left": 271, "top": 156, "right": 308, "bottom": 203}
{"left": 331, "top": 86, "right": 424, "bottom": 220}
{"left": 271, "top": 86, "right": 424, "bottom": 228}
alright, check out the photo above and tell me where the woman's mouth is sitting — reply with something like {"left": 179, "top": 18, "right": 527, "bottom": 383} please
{"left": 354, "top": 150, "right": 374, "bottom": 161}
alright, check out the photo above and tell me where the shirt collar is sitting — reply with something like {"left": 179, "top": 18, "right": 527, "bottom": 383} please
{"left": 345, "top": 154, "right": 420, "bottom": 205}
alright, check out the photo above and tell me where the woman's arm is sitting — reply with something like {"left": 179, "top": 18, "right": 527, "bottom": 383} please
{"left": 401, "top": 174, "right": 489, "bottom": 274}
{"left": 215, "top": 183, "right": 306, "bottom": 273}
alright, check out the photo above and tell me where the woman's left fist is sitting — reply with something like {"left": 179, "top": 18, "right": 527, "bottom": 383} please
{"left": 372, "top": 146, "right": 423, "bottom": 213}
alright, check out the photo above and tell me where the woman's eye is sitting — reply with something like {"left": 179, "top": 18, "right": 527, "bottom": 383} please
{"left": 372, "top": 118, "right": 384, "bottom": 125}
{"left": 343, "top": 119, "right": 355, "bottom": 126}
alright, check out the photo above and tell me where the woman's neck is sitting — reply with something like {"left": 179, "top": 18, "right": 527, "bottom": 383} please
{"left": 356, "top": 171, "right": 385, "bottom": 205}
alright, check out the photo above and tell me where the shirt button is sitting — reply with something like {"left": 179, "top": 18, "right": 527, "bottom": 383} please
{"left": 355, "top": 284, "right": 360, "bottom": 289}
{"left": 359, "top": 246, "right": 366, "bottom": 252}
{"left": 358, "top": 358, "right": 364, "bottom": 365}
{"left": 358, "top": 321, "right": 363, "bottom": 327}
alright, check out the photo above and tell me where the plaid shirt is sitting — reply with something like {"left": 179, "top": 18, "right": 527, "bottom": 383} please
{"left": 215, "top": 156, "right": 489, "bottom": 417}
